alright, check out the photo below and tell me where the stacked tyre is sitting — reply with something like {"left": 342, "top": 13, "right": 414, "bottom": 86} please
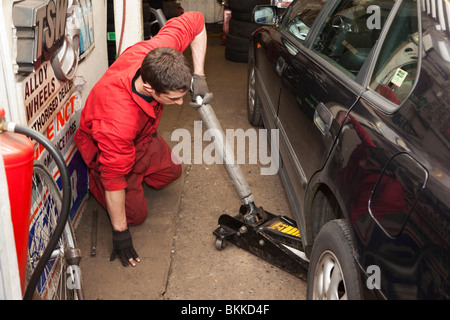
{"left": 162, "top": 0, "right": 183, "bottom": 19}
{"left": 142, "top": 1, "right": 183, "bottom": 40}
{"left": 142, "top": 0, "right": 164, "bottom": 40}
{"left": 225, "top": 0, "right": 270, "bottom": 62}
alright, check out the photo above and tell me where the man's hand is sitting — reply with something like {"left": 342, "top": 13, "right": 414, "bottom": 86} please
{"left": 189, "top": 92, "right": 213, "bottom": 109}
{"left": 110, "top": 227, "right": 141, "bottom": 267}
{"left": 190, "top": 74, "right": 209, "bottom": 101}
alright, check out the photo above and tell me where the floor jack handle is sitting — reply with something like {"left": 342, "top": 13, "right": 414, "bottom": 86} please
{"left": 191, "top": 97, "right": 309, "bottom": 278}
{"left": 190, "top": 94, "right": 255, "bottom": 206}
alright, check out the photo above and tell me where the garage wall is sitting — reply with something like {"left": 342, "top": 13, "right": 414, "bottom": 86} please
{"left": 75, "top": 1, "right": 109, "bottom": 105}
{"left": 0, "top": 0, "right": 109, "bottom": 124}
{"left": 179, "top": 0, "right": 224, "bottom": 23}
{"left": 0, "top": 0, "right": 111, "bottom": 298}
{"left": 113, "top": 0, "right": 144, "bottom": 54}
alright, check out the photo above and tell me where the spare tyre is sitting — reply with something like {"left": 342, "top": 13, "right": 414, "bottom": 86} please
{"left": 225, "top": 33, "right": 250, "bottom": 53}
{"left": 225, "top": 33, "right": 250, "bottom": 63}
{"left": 228, "top": 0, "right": 270, "bottom": 12}
{"left": 229, "top": 18, "right": 260, "bottom": 39}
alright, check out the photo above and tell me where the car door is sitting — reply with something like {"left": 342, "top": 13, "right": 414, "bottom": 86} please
{"left": 252, "top": 27, "right": 284, "bottom": 132}
{"left": 343, "top": 0, "right": 450, "bottom": 298}
{"left": 253, "top": 0, "right": 329, "bottom": 133}
{"left": 276, "top": 0, "right": 396, "bottom": 226}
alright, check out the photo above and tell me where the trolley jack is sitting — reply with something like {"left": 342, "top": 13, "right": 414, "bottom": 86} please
{"left": 191, "top": 94, "right": 309, "bottom": 280}
{"left": 213, "top": 204, "right": 308, "bottom": 280}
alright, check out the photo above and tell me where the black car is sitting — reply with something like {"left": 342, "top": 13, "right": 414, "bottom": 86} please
{"left": 248, "top": 0, "right": 450, "bottom": 299}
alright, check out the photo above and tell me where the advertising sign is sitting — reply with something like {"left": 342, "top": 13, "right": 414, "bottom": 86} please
{"left": 22, "top": 61, "right": 75, "bottom": 133}
{"left": 11, "top": 0, "right": 91, "bottom": 298}
{"left": 12, "top": 0, "right": 90, "bottom": 224}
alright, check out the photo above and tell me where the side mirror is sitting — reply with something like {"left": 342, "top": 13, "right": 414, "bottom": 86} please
{"left": 252, "top": 6, "right": 278, "bottom": 25}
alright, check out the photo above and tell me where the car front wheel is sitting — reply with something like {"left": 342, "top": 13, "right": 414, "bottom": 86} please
{"left": 307, "top": 219, "right": 362, "bottom": 300}
{"left": 247, "top": 48, "right": 263, "bottom": 126}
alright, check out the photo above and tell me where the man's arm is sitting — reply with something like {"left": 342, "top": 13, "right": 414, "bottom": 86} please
{"left": 190, "top": 26, "right": 207, "bottom": 76}
{"left": 189, "top": 26, "right": 210, "bottom": 100}
{"left": 144, "top": 11, "right": 206, "bottom": 54}
{"left": 105, "top": 189, "right": 140, "bottom": 267}
{"left": 105, "top": 189, "right": 127, "bottom": 231}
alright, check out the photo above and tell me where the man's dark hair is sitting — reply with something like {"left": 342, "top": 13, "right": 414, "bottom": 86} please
{"left": 141, "top": 47, "right": 192, "bottom": 94}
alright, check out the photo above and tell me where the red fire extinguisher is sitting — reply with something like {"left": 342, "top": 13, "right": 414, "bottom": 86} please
{"left": 0, "top": 107, "right": 34, "bottom": 294}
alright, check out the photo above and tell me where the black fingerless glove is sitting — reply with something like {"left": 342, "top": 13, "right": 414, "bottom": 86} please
{"left": 110, "top": 227, "right": 140, "bottom": 267}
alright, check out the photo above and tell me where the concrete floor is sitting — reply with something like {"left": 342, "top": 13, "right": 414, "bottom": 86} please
{"left": 74, "top": 27, "right": 307, "bottom": 300}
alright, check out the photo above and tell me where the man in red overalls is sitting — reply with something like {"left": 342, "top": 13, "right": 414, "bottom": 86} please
{"left": 74, "top": 11, "right": 209, "bottom": 267}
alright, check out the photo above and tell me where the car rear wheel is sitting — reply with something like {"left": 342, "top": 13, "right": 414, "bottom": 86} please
{"left": 247, "top": 50, "right": 263, "bottom": 126}
{"left": 307, "top": 219, "right": 362, "bottom": 300}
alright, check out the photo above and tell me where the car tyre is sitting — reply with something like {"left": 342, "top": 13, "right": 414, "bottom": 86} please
{"left": 225, "top": 33, "right": 250, "bottom": 53}
{"left": 229, "top": 18, "right": 259, "bottom": 39}
{"left": 230, "top": 10, "right": 252, "bottom": 22}
{"left": 225, "top": 33, "right": 250, "bottom": 63}
{"left": 225, "top": 47, "right": 248, "bottom": 63}
{"left": 247, "top": 48, "right": 263, "bottom": 126}
{"left": 228, "top": 0, "right": 270, "bottom": 12}
{"left": 307, "top": 219, "right": 362, "bottom": 300}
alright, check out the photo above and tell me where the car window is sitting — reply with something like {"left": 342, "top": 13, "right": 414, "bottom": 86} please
{"left": 369, "top": 0, "right": 419, "bottom": 105}
{"left": 282, "top": 0, "right": 328, "bottom": 41}
{"left": 311, "top": 0, "right": 395, "bottom": 79}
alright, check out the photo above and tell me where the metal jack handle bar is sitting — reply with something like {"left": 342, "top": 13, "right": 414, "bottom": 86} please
{"left": 190, "top": 94, "right": 256, "bottom": 210}
{"left": 0, "top": 112, "right": 72, "bottom": 300}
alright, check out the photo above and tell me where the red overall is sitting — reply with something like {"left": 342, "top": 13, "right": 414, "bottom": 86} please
{"left": 74, "top": 12, "right": 204, "bottom": 225}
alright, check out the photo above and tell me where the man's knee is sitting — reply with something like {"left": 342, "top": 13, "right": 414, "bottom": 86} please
{"left": 125, "top": 184, "right": 148, "bottom": 226}
{"left": 171, "top": 162, "right": 182, "bottom": 181}
{"left": 162, "top": 162, "right": 182, "bottom": 185}
{"left": 144, "top": 162, "right": 182, "bottom": 189}
{"left": 126, "top": 202, "right": 148, "bottom": 226}
{"left": 127, "top": 211, "right": 148, "bottom": 226}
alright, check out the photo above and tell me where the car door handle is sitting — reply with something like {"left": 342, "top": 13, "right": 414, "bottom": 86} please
{"left": 314, "top": 102, "right": 333, "bottom": 135}
{"left": 276, "top": 56, "right": 285, "bottom": 76}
